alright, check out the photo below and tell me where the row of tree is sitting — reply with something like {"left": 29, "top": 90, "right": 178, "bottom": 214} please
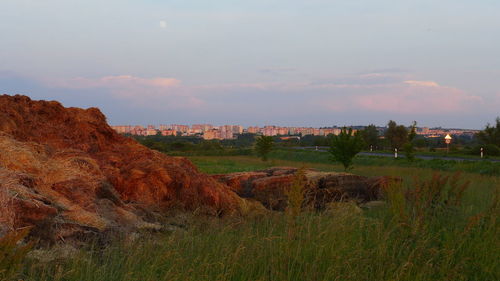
{"left": 134, "top": 117, "right": 500, "bottom": 163}
{"left": 331, "top": 118, "right": 500, "bottom": 170}
{"left": 273, "top": 118, "right": 499, "bottom": 171}
{"left": 358, "top": 120, "right": 416, "bottom": 151}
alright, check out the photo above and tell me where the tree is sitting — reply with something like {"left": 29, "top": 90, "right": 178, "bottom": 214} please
{"left": 360, "top": 124, "right": 379, "bottom": 150}
{"left": 328, "top": 127, "right": 364, "bottom": 171}
{"left": 403, "top": 121, "right": 417, "bottom": 161}
{"left": 475, "top": 117, "right": 500, "bottom": 156}
{"left": 476, "top": 117, "right": 500, "bottom": 147}
{"left": 385, "top": 120, "right": 408, "bottom": 150}
{"left": 255, "top": 135, "right": 274, "bottom": 161}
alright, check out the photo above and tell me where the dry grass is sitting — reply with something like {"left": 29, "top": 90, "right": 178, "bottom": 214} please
{"left": 17, "top": 181, "right": 499, "bottom": 281}
{"left": 0, "top": 228, "right": 32, "bottom": 280}
{"left": 0, "top": 133, "right": 109, "bottom": 230}
{"left": 0, "top": 170, "right": 15, "bottom": 233}
{"left": 0, "top": 134, "right": 103, "bottom": 193}
{"left": 0, "top": 134, "right": 102, "bottom": 186}
{"left": 285, "top": 167, "right": 307, "bottom": 218}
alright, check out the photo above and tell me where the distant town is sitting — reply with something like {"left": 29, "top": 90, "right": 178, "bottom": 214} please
{"left": 111, "top": 124, "right": 480, "bottom": 140}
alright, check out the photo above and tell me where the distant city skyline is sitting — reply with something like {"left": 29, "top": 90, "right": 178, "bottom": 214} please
{"left": 111, "top": 122, "right": 481, "bottom": 131}
{"left": 1, "top": 1, "right": 499, "bottom": 129}
{"left": 111, "top": 123, "right": 479, "bottom": 140}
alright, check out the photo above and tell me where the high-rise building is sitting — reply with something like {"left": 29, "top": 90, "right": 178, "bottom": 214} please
{"left": 247, "top": 126, "right": 260, "bottom": 134}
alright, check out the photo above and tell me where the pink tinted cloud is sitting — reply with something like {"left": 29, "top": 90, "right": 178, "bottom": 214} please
{"left": 354, "top": 81, "right": 483, "bottom": 113}
{"left": 50, "top": 75, "right": 180, "bottom": 90}
{"left": 403, "top": 80, "right": 440, "bottom": 87}
{"left": 47, "top": 75, "right": 203, "bottom": 109}
{"left": 197, "top": 76, "right": 483, "bottom": 114}
{"left": 45, "top": 74, "right": 486, "bottom": 115}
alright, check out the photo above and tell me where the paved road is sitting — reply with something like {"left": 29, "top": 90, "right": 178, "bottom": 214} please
{"left": 292, "top": 147, "right": 500, "bottom": 163}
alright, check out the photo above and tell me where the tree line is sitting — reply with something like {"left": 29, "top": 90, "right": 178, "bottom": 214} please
{"left": 132, "top": 118, "right": 500, "bottom": 164}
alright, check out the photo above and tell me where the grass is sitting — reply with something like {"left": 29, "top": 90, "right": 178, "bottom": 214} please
{"left": 266, "top": 149, "right": 500, "bottom": 176}
{"left": 16, "top": 187, "right": 500, "bottom": 280}
{"left": 183, "top": 148, "right": 500, "bottom": 176}
{"left": 295, "top": 146, "right": 500, "bottom": 161}
{"left": 189, "top": 155, "right": 497, "bottom": 212}
{"left": 0, "top": 172, "right": 15, "bottom": 233}
{"left": 3, "top": 153, "right": 499, "bottom": 281}
{"left": 370, "top": 149, "right": 500, "bottom": 160}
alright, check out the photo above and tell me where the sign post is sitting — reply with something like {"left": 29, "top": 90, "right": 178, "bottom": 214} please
{"left": 444, "top": 134, "right": 452, "bottom": 154}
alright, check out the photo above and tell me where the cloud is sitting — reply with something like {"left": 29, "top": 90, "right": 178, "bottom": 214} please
{"left": 305, "top": 75, "right": 483, "bottom": 114}
{"left": 358, "top": 68, "right": 409, "bottom": 75}
{"left": 159, "top": 20, "right": 167, "bottom": 29}
{"left": 310, "top": 73, "right": 407, "bottom": 87}
{"left": 404, "top": 80, "right": 440, "bottom": 87}
{"left": 9, "top": 71, "right": 492, "bottom": 127}
{"left": 259, "top": 67, "right": 297, "bottom": 75}
{"left": 100, "top": 75, "right": 179, "bottom": 88}
{"left": 54, "top": 75, "right": 179, "bottom": 89}
{"left": 352, "top": 83, "right": 482, "bottom": 113}
{"left": 192, "top": 73, "right": 484, "bottom": 115}
{"left": 47, "top": 75, "right": 202, "bottom": 109}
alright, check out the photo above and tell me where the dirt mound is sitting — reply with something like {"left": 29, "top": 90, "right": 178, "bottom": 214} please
{"left": 0, "top": 94, "right": 396, "bottom": 243}
{"left": 213, "top": 167, "right": 399, "bottom": 210}
{"left": 0, "top": 95, "right": 252, "bottom": 242}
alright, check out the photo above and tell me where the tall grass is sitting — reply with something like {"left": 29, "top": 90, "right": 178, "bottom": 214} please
{"left": 0, "top": 228, "right": 32, "bottom": 280}
{"left": 10, "top": 171, "right": 498, "bottom": 281}
{"left": 0, "top": 170, "right": 15, "bottom": 233}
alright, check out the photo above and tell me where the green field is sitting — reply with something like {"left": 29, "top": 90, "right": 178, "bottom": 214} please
{"left": 189, "top": 149, "right": 500, "bottom": 176}
{"left": 4, "top": 154, "right": 499, "bottom": 281}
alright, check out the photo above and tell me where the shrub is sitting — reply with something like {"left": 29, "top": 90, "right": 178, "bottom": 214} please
{"left": 470, "top": 144, "right": 500, "bottom": 157}
{"left": 0, "top": 228, "right": 32, "bottom": 280}
{"left": 476, "top": 117, "right": 500, "bottom": 146}
{"left": 328, "top": 128, "right": 364, "bottom": 171}
{"left": 255, "top": 136, "right": 274, "bottom": 161}
{"left": 386, "top": 172, "right": 471, "bottom": 231}
{"left": 403, "top": 121, "right": 417, "bottom": 161}
{"left": 285, "top": 167, "right": 307, "bottom": 218}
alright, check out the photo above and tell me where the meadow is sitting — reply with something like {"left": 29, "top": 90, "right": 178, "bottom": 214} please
{"left": 2, "top": 153, "right": 499, "bottom": 281}
{"left": 190, "top": 149, "right": 500, "bottom": 176}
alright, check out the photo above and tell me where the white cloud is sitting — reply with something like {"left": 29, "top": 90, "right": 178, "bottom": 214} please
{"left": 159, "top": 20, "right": 167, "bottom": 29}
{"left": 49, "top": 75, "right": 180, "bottom": 90}
{"left": 404, "top": 80, "right": 440, "bottom": 87}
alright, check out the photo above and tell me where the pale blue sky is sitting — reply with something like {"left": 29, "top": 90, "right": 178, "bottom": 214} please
{"left": 1, "top": 0, "right": 499, "bottom": 128}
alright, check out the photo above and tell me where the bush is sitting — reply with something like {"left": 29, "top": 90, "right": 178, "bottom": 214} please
{"left": 255, "top": 136, "right": 274, "bottom": 161}
{"left": 469, "top": 144, "right": 500, "bottom": 157}
{"left": 285, "top": 167, "right": 307, "bottom": 219}
{"left": 0, "top": 228, "right": 32, "bottom": 280}
{"left": 403, "top": 121, "right": 417, "bottom": 161}
{"left": 328, "top": 128, "right": 364, "bottom": 171}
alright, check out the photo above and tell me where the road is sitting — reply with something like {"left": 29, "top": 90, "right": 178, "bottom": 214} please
{"left": 291, "top": 147, "right": 500, "bottom": 163}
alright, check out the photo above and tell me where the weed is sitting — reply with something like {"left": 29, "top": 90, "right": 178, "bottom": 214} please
{"left": 0, "top": 228, "right": 32, "bottom": 280}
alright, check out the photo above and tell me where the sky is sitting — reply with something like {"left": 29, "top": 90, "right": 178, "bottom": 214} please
{"left": 1, "top": 0, "right": 499, "bottom": 129}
